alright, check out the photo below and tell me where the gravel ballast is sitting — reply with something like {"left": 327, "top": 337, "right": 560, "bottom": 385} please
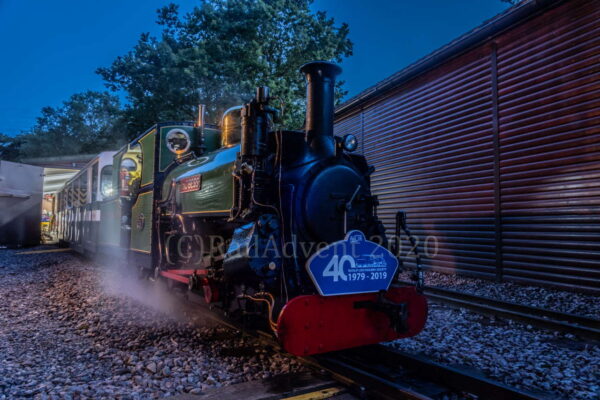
{"left": 0, "top": 249, "right": 303, "bottom": 399}
{"left": 388, "top": 302, "right": 600, "bottom": 400}
{"left": 394, "top": 270, "right": 600, "bottom": 399}
{"left": 1, "top": 248, "right": 598, "bottom": 399}
{"left": 398, "top": 270, "right": 600, "bottom": 319}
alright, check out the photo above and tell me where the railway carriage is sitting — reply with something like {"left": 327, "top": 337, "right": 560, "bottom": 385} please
{"left": 56, "top": 151, "right": 116, "bottom": 253}
{"left": 56, "top": 61, "right": 428, "bottom": 355}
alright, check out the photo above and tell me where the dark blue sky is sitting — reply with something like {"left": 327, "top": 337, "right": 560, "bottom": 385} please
{"left": 0, "top": 0, "right": 508, "bottom": 136}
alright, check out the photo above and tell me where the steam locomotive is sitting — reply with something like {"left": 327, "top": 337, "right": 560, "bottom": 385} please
{"left": 55, "top": 61, "right": 427, "bottom": 356}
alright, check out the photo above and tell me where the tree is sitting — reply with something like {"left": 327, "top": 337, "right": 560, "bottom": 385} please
{"left": 97, "top": 0, "right": 352, "bottom": 136}
{"left": 0, "top": 133, "right": 24, "bottom": 161}
{"left": 17, "top": 91, "right": 127, "bottom": 159}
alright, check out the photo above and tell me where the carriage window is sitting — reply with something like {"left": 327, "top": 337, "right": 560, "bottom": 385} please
{"left": 91, "top": 163, "right": 98, "bottom": 202}
{"left": 100, "top": 165, "right": 114, "bottom": 197}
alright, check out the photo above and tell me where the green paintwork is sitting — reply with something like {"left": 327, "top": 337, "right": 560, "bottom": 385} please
{"left": 139, "top": 129, "right": 156, "bottom": 187}
{"left": 203, "top": 127, "right": 221, "bottom": 153}
{"left": 158, "top": 125, "right": 220, "bottom": 171}
{"left": 131, "top": 128, "right": 156, "bottom": 253}
{"left": 161, "top": 144, "right": 238, "bottom": 215}
{"left": 130, "top": 191, "right": 153, "bottom": 253}
{"left": 131, "top": 123, "right": 197, "bottom": 253}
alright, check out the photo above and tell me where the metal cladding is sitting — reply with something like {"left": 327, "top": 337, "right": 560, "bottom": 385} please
{"left": 333, "top": 0, "right": 600, "bottom": 294}
{"left": 301, "top": 61, "right": 342, "bottom": 158}
{"left": 0, "top": 161, "right": 43, "bottom": 247}
{"left": 495, "top": 0, "right": 600, "bottom": 294}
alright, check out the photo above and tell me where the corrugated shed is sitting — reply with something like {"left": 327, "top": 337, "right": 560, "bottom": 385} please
{"left": 496, "top": 0, "right": 600, "bottom": 292}
{"left": 363, "top": 47, "right": 497, "bottom": 278}
{"left": 334, "top": 0, "right": 600, "bottom": 293}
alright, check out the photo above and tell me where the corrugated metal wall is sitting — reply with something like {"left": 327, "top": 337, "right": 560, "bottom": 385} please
{"left": 496, "top": 0, "right": 600, "bottom": 292}
{"left": 334, "top": 0, "right": 600, "bottom": 294}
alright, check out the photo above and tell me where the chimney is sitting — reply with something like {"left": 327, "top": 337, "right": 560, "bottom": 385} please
{"left": 300, "top": 61, "right": 342, "bottom": 158}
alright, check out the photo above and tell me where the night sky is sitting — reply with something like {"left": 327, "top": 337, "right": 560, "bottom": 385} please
{"left": 0, "top": 0, "right": 509, "bottom": 136}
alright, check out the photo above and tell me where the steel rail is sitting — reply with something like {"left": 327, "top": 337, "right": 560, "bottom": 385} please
{"left": 181, "top": 292, "right": 549, "bottom": 400}
{"left": 61, "top": 243, "right": 567, "bottom": 398}
{"left": 324, "top": 345, "right": 550, "bottom": 400}
{"left": 396, "top": 281, "right": 600, "bottom": 341}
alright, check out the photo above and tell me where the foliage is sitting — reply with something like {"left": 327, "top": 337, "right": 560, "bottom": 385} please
{"left": 14, "top": 91, "right": 126, "bottom": 160}
{"left": 0, "top": 133, "right": 24, "bottom": 161}
{"left": 97, "top": 0, "right": 353, "bottom": 135}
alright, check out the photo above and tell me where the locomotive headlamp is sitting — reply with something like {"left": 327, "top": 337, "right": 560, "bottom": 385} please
{"left": 342, "top": 134, "right": 358, "bottom": 152}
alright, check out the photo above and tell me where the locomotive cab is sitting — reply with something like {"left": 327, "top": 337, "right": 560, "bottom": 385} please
{"left": 96, "top": 123, "right": 204, "bottom": 257}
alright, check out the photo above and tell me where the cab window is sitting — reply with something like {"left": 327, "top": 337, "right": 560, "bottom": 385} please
{"left": 119, "top": 157, "right": 140, "bottom": 196}
{"left": 121, "top": 158, "right": 137, "bottom": 172}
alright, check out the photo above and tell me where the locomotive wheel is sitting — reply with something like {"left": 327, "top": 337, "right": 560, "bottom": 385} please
{"left": 202, "top": 283, "right": 218, "bottom": 304}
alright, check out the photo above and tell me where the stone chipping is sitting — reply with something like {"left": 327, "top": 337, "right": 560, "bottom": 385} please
{"left": 0, "top": 249, "right": 303, "bottom": 399}
{"left": 1, "top": 249, "right": 598, "bottom": 399}
{"left": 388, "top": 303, "right": 599, "bottom": 400}
{"left": 397, "top": 270, "right": 600, "bottom": 319}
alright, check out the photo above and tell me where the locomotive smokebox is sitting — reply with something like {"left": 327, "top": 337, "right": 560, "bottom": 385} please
{"left": 300, "top": 61, "right": 342, "bottom": 158}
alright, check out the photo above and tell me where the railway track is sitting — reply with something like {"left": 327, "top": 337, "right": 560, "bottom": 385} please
{"left": 23, "top": 248, "right": 575, "bottom": 399}
{"left": 397, "top": 282, "right": 600, "bottom": 341}
{"left": 312, "top": 345, "right": 548, "bottom": 400}
{"left": 183, "top": 292, "right": 549, "bottom": 400}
